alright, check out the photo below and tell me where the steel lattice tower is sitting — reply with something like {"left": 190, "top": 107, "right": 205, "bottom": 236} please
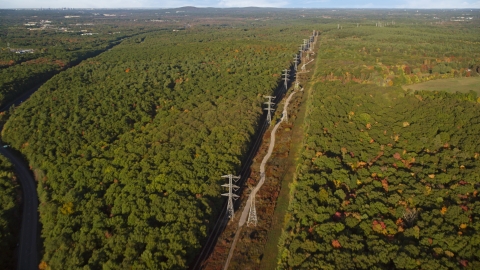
{"left": 263, "top": 96, "right": 275, "bottom": 124}
{"left": 295, "top": 74, "right": 300, "bottom": 91}
{"left": 221, "top": 174, "right": 240, "bottom": 220}
{"left": 282, "top": 69, "right": 289, "bottom": 91}
{"left": 247, "top": 193, "right": 257, "bottom": 227}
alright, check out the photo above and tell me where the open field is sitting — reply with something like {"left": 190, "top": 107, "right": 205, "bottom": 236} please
{"left": 402, "top": 77, "right": 480, "bottom": 95}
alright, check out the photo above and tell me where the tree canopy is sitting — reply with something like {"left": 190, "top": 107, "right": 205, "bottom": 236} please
{"left": 0, "top": 155, "right": 19, "bottom": 268}
{"left": 2, "top": 23, "right": 309, "bottom": 269}
{"left": 277, "top": 19, "right": 480, "bottom": 270}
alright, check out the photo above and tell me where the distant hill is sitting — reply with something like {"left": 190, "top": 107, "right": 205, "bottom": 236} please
{"left": 177, "top": 6, "right": 200, "bottom": 10}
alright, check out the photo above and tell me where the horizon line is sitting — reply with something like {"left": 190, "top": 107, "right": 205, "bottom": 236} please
{"left": 3, "top": 6, "right": 480, "bottom": 10}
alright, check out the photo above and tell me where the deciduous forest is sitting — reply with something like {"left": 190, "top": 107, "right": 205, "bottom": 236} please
{"left": 278, "top": 83, "right": 480, "bottom": 269}
{"left": 2, "top": 15, "right": 311, "bottom": 268}
{"left": 278, "top": 17, "right": 480, "bottom": 269}
{"left": 1, "top": 7, "right": 479, "bottom": 270}
{"left": 0, "top": 9, "right": 164, "bottom": 107}
{"left": 0, "top": 155, "right": 18, "bottom": 269}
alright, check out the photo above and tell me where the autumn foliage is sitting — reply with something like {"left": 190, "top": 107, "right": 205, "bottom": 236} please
{"left": 278, "top": 82, "right": 480, "bottom": 269}
{"left": 332, "top": 239, "right": 342, "bottom": 248}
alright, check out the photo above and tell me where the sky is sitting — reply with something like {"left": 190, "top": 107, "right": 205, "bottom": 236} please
{"left": 2, "top": 0, "right": 480, "bottom": 9}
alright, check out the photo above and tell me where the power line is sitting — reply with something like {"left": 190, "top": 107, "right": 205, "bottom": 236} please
{"left": 221, "top": 174, "right": 240, "bottom": 220}
{"left": 192, "top": 79, "right": 289, "bottom": 268}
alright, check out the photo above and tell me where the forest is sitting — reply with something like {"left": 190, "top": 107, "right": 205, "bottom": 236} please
{"left": 0, "top": 9, "right": 168, "bottom": 107}
{"left": 0, "top": 155, "right": 18, "bottom": 269}
{"left": 1, "top": 7, "right": 480, "bottom": 269}
{"left": 277, "top": 17, "right": 480, "bottom": 269}
{"left": 1, "top": 17, "right": 312, "bottom": 268}
{"left": 278, "top": 83, "right": 480, "bottom": 269}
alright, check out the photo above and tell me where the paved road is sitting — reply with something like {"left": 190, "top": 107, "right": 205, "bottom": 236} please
{"left": 0, "top": 145, "right": 39, "bottom": 270}
{"left": 0, "top": 84, "right": 42, "bottom": 112}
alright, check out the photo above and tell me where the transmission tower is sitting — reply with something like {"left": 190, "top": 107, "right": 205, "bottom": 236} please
{"left": 221, "top": 174, "right": 240, "bottom": 220}
{"left": 282, "top": 69, "right": 289, "bottom": 91}
{"left": 263, "top": 96, "right": 275, "bottom": 124}
{"left": 293, "top": 54, "right": 299, "bottom": 71}
{"left": 246, "top": 191, "right": 257, "bottom": 227}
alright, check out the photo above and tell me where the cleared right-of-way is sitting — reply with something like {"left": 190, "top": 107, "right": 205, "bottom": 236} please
{"left": 238, "top": 90, "right": 297, "bottom": 227}
{"left": 223, "top": 30, "right": 318, "bottom": 270}
{"left": 224, "top": 89, "right": 299, "bottom": 270}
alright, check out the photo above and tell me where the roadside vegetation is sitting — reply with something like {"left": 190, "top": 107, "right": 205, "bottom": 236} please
{"left": 0, "top": 155, "right": 19, "bottom": 269}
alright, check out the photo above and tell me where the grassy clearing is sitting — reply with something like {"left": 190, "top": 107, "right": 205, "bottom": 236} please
{"left": 402, "top": 76, "right": 480, "bottom": 95}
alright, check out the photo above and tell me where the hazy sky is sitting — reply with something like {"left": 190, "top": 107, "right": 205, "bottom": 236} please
{"left": 3, "top": 0, "right": 480, "bottom": 9}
